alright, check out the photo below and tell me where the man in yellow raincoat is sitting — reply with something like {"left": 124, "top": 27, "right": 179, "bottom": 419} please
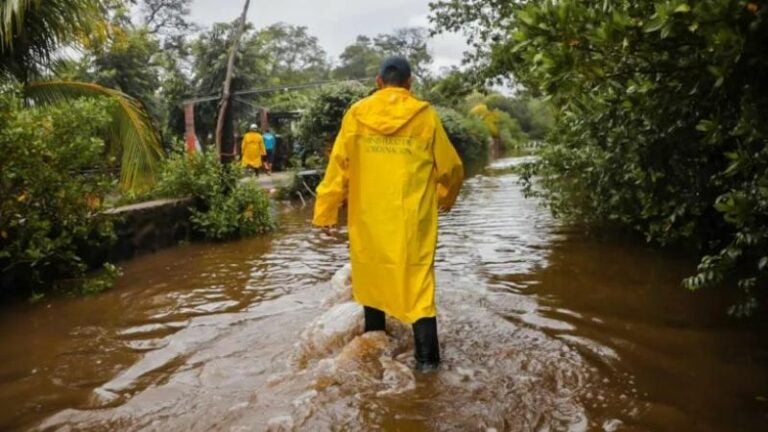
{"left": 313, "top": 57, "right": 464, "bottom": 371}
{"left": 241, "top": 124, "right": 266, "bottom": 174}
{"left": 470, "top": 103, "right": 501, "bottom": 158}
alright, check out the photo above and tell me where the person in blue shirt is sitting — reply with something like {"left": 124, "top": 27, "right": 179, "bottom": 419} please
{"left": 262, "top": 128, "right": 277, "bottom": 175}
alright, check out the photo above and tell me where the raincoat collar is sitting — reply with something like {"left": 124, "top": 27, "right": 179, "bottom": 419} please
{"left": 378, "top": 86, "right": 411, "bottom": 95}
{"left": 354, "top": 87, "right": 430, "bottom": 135}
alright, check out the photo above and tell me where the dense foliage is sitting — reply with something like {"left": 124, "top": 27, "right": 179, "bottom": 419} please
{"left": 496, "top": 110, "right": 529, "bottom": 153}
{"left": 0, "top": 90, "right": 116, "bottom": 297}
{"left": 0, "top": 0, "right": 164, "bottom": 191}
{"left": 294, "top": 82, "right": 371, "bottom": 163}
{"left": 60, "top": 27, "right": 163, "bottom": 119}
{"left": 138, "top": 0, "right": 196, "bottom": 38}
{"left": 187, "top": 21, "right": 333, "bottom": 141}
{"left": 420, "top": 80, "right": 549, "bottom": 154}
{"left": 0, "top": 0, "right": 104, "bottom": 82}
{"left": 256, "top": 23, "right": 330, "bottom": 85}
{"left": 431, "top": 0, "right": 768, "bottom": 314}
{"left": 468, "top": 95, "right": 550, "bottom": 152}
{"left": 436, "top": 106, "right": 490, "bottom": 168}
{"left": 333, "top": 28, "right": 433, "bottom": 81}
{"left": 482, "top": 94, "right": 554, "bottom": 141}
{"left": 156, "top": 150, "right": 275, "bottom": 240}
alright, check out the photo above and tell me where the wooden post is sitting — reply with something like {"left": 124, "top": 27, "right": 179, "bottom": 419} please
{"left": 260, "top": 107, "right": 269, "bottom": 131}
{"left": 183, "top": 102, "right": 198, "bottom": 153}
{"left": 215, "top": 0, "right": 252, "bottom": 157}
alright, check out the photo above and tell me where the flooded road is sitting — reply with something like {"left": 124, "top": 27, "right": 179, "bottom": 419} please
{"left": 1, "top": 157, "right": 767, "bottom": 431}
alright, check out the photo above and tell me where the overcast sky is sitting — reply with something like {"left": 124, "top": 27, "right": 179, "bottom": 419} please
{"left": 189, "top": 0, "right": 469, "bottom": 72}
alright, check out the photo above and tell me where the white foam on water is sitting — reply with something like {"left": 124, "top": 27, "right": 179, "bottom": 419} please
{"left": 265, "top": 267, "right": 599, "bottom": 431}
{"left": 291, "top": 264, "right": 415, "bottom": 393}
{"left": 293, "top": 301, "right": 363, "bottom": 367}
{"left": 322, "top": 263, "right": 353, "bottom": 307}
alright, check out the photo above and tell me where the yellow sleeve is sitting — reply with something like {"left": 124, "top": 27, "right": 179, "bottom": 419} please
{"left": 433, "top": 111, "right": 464, "bottom": 210}
{"left": 312, "top": 113, "right": 351, "bottom": 226}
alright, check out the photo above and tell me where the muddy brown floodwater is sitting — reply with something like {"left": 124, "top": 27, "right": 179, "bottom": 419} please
{"left": 1, "top": 157, "right": 767, "bottom": 431}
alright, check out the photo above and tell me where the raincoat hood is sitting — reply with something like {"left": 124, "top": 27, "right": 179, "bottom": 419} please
{"left": 354, "top": 87, "right": 430, "bottom": 135}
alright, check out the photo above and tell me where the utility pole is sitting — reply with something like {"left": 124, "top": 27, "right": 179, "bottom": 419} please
{"left": 215, "top": 0, "right": 251, "bottom": 157}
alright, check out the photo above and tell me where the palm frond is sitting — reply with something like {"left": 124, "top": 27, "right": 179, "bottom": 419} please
{"left": 1, "top": 0, "right": 104, "bottom": 81}
{"left": 25, "top": 80, "right": 165, "bottom": 191}
{"left": 1, "top": 0, "right": 31, "bottom": 49}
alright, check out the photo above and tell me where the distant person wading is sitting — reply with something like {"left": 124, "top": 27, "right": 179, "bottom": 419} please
{"left": 263, "top": 128, "right": 277, "bottom": 175}
{"left": 241, "top": 124, "right": 266, "bottom": 175}
{"left": 313, "top": 57, "right": 464, "bottom": 371}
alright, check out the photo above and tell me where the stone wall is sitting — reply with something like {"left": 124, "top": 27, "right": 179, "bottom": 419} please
{"left": 103, "top": 198, "right": 195, "bottom": 262}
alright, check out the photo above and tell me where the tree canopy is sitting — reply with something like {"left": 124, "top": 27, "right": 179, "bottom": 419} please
{"left": 333, "top": 27, "right": 433, "bottom": 81}
{"left": 139, "top": 0, "right": 196, "bottom": 37}
{"left": 255, "top": 23, "right": 329, "bottom": 85}
{"left": 333, "top": 36, "right": 381, "bottom": 80}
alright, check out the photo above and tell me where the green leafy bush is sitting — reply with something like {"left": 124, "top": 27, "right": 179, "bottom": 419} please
{"left": 295, "top": 82, "right": 370, "bottom": 164}
{"left": 156, "top": 148, "right": 225, "bottom": 200}
{"left": 78, "top": 263, "right": 123, "bottom": 297}
{"left": 417, "top": 68, "right": 477, "bottom": 109}
{"left": 497, "top": 111, "right": 528, "bottom": 152}
{"left": 484, "top": 94, "right": 554, "bottom": 141}
{"left": 0, "top": 89, "right": 116, "bottom": 297}
{"left": 432, "top": 0, "right": 768, "bottom": 314}
{"left": 435, "top": 106, "right": 490, "bottom": 169}
{"left": 156, "top": 150, "right": 275, "bottom": 240}
{"left": 189, "top": 181, "right": 274, "bottom": 240}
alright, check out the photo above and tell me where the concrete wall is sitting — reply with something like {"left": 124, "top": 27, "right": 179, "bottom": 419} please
{"left": 103, "top": 198, "right": 195, "bottom": 262}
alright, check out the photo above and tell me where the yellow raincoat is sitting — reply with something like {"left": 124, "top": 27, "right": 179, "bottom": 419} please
{"left": 470, "top": 103, "right": 500, "bottom": 138}
{"left": 313, "top": 87, "right": 464, "bottom": 323}
{"left": 241, "top": 131, "right": 266, "bottom": 168}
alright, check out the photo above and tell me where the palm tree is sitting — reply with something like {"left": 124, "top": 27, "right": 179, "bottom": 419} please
{"left": 1, "top": 0, "right": 163, "bottom": 191}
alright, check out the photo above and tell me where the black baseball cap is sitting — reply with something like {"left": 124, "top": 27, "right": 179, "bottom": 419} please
{"left": 379, "top": 56, "right": 412, "bottom": 84}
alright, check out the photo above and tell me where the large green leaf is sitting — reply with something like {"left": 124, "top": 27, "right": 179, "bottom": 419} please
{"left": 1, "top": 0, "right": 103, "bottom": 81}
{"left": 24, "top": 80, "right": 164, "bottom": 191}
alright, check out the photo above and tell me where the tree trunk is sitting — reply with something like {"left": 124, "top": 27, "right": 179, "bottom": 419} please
{"left": 215, "top": 0, "right": 251, "bottom": 156}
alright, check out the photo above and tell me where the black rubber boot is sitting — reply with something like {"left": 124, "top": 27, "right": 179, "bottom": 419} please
{"left": 364, "top": 306, "right": 386, "bottom": 332}
{"left": 412, "top": 317, "right": 440, "bottom": 372}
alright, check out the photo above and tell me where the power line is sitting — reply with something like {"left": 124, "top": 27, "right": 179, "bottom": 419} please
{"left": 181, "top": 77, "right": 373, "bottom": 106}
